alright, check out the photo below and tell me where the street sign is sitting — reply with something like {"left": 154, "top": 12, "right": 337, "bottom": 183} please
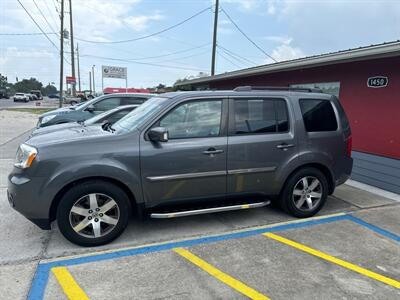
{"left": 102, "top": 65, "right": 127, "bottom": 79}
{"left": 66, "top": 76, "right": 76, "bottom": 84}
{"left": 367, "top": 76, "right": 388, "bottom": 88}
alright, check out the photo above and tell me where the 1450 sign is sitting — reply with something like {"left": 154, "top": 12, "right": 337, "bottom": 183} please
{"left": 367, "top": 76, "right": 388, "bottom": 88}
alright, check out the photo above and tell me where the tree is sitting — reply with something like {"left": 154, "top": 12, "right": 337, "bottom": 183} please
{"left": 13, "top": 78, "right": 43, "bottom": 93}
{"left": 0, "top": 74, "right": 7, "bottom": 89}
{"left": 41, "top": 84, "right": 57, "bottom": 96}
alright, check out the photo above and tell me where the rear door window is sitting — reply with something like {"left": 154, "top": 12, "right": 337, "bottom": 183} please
{"left": 299, "top": 99, "right": 338, "bottom": 132}
{"left": 231, "top": 98, "right": 289, "bottom": 135}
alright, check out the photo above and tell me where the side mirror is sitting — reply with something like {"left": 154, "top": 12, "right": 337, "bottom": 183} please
{"left": 148, "top": 127, "right": 168, "bottom": 142}
{"left": 86, "top": 104, "right": 95, "bottom": 113}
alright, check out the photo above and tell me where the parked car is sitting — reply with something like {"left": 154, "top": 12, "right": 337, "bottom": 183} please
{"left": 63, "top": 97, "right": 82, "bottom": 106}
{"left": 30, "top": 90, "right": 43, "bottom": 100}
{"left": 36, "top": 93, "right": 155, "bottom": 127}
{"left": 0, "top": 88, "right": 10, "bottom": 99}
{"left": 30, "top": 105, "right": 139, "bottom": 137}
{"left": 13, "top": 93, "right": 29, "bottom": 102}
{"left": 8, "top": 87, "right": 353, "bottom": 246}
{"left": 48, "top": 93, "right": 59, "bottom": 99}
{"left": 29, "top": 94, "right": 38, "bottom": 101}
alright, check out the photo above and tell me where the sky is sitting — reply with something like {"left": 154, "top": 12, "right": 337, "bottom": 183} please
{"left": 1, "top": 0, "right": 400, "bottom": 90}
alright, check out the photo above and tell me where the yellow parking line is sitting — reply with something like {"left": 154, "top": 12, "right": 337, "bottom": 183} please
{"left": 51, "top": 267, "right": 90, "bottom": 300}
{"left": 264, "top": 233, "right": 400, "bottom": 289}
{"left": 174, "top": 248, "right": 269, "bottom": 299}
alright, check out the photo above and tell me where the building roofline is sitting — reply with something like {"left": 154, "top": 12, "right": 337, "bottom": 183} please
{"left": 175, "top": 41, "right": 400, "bottom": 87}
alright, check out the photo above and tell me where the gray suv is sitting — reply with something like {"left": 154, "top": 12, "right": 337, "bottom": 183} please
{"left": 8, "top": 87, "right": 353, "bottom": 246}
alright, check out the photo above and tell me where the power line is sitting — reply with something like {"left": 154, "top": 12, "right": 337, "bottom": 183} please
{"left": 16, "top": 0, "right": 70, "bottom": 65}
{"left": 152, "top": 49, "right": 210, "bottom": 64}
{"left": 0, "top": 32, "right": 57, "bottom": 36}
{"left": 220, "top": 7, "right": 277, "bottom": 62}
{"left": 32, "top": 0, "right": 57, "bottom": 34}
{"left": 75, "top": 6, "right": 212, "bottom": 44}
{"left": 42, "top": 0, "right": 60, "bottom": 29}
{"left": 80, "top": 54, "right": 209, "bottom": 72}
{"left": 217, "top": 49, "right": 242, "bottom": 69}
{"left": 217, "top": 46, "right": 251, "bottom": 68}
{"left": 217, "top": 44, "right": 258, "bottom": 66}
{"left": 52, "top": 0, "right": 61, "bottom": 18}
{"left": 117, "top": 43, "right": 211, "bottom": 61}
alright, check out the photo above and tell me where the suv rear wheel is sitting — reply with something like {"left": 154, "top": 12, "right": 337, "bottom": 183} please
{"left": 279, "top": 167, "right": 328, "bottom": 218}
{"left": 57, "top": 180, "right": 131, "bottom": 247}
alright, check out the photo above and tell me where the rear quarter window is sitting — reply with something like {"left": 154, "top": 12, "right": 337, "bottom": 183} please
{"left": 299, "top": 99, "right": 338, "bottom": 132}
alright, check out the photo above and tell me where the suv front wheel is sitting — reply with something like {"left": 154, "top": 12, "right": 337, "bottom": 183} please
{"left": 279, "top": 167, "right": 328, "bottom": 218}
{"left": 57, "top": 180, "right": 131, "bottom": 247}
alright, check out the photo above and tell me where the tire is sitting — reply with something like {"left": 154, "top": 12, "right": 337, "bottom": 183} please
{"left": 70, "top": 101, "right": 78, "bottom": 105}
{"left": 279, "top": 167, "right": 328, "bottom": 218}
{"left": 57, "top": 180, "right": 131, "bottom": 247}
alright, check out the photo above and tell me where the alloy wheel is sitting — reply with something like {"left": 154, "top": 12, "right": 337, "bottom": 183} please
{"left": 69, "top": 193, "right": 120, "bottom": 238}
{"left": 292, "top": 176, "right": 322, "bottom": 211}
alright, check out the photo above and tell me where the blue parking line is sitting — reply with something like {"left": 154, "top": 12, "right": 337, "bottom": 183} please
{"left": 28, "top": 214, "right": 347, "bottom": 300}
{"left": 28, "top": 213, "right": 400, "bottom": 299}
{"left": 347, "top": 215, "right": 400, "bottom": 242}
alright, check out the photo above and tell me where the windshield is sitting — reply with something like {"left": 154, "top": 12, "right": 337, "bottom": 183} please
{"left": 84, "top": 108, "right": 118, "bottom": 125}
{"left": 113, "top": 97, "right": 166, "bottom": 134}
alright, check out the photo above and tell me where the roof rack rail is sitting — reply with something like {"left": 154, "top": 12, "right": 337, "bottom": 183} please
{"left": 233, "top": 86, "right": 323, "bottom": 93}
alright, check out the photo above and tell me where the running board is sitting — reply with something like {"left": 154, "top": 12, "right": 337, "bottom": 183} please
{"left": 150, "top": 200, "right": 270, "bottom": 219}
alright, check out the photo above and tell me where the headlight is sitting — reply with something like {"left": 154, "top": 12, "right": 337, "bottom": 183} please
{"left": 14, "top": 144, "right": 37, "bottom": 169}
{"left": 41, "top": 114, "right": 56, "bottom": 124}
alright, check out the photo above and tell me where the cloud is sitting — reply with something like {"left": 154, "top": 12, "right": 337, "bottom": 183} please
{"left": 271, "top": 44, "right": 305, "bottom": 62}
{"left": 262, "top": 36, "right": 293, "bottom": 45}
{"left": 221, "top": 0, "right": 260, "bottom": 12}
{"left": 123, "top": 12, "right": 164, "bottom": 32}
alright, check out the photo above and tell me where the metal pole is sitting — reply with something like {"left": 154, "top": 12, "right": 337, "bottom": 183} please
{"left": 92, "top": 65, "right": 95, "bottom": 95}
{"left": 89, "top": 71, "right": 92, "bottom": 94}
{"left": 76, "top": 43, "right": 81, "bottom": 91}
{"left": 59, "top": 0, "right": 64, "bottom": 108}
{"left": 101, "top": 68, "right": 104, "bottom": 94}
{"left": 211, "top": 0, "right": 219, "bottom": 76}
{"left": 69, "top": 0, "right": 76, "bottom": 96}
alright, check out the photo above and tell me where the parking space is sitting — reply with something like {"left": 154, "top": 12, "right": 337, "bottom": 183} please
{"left": 29, "top": 208, "right": 399, "bottom": 300}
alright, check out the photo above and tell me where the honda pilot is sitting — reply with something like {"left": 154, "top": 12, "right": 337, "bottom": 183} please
{"left": 8, "top": 87, "right": 353, "bottom": 246}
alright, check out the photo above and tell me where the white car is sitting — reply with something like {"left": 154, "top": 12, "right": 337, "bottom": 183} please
{"left": 13, "top": 93, "right": 29, "bottom": 102}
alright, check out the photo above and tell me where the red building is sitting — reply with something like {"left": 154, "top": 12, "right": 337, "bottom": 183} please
{"left": 176, "top": 41, "right": 400, "bottom": 194}
{"left": 103, "top": 87, "right": 150, "bottom": 94}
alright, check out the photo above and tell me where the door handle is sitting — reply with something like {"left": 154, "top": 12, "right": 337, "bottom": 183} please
{"left": 203, "top": 148, "right": 224, "bottom": 155}
{"left": 276, "top": 143, "right": 295, "bottom": 150}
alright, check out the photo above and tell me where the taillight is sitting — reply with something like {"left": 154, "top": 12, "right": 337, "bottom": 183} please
{"left": 346, "top": 135, "right": 352, "bottom": 157}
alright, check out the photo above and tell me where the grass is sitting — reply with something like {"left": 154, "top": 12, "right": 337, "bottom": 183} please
{"left": 5, "top": 108, "right": 55, "bottom": 115}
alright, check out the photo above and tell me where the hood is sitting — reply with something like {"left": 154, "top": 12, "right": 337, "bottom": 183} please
{"left": 39, "top": 106, "right": 77, "bottom": 118}
{"left": 26, "top": 124, "right": 112, "bottom": 147}
{"left": 30, "top": 122, "right": 81, "bottom": 137}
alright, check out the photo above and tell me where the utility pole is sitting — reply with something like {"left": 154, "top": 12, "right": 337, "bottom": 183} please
{"left": 211, "top": 0, "right": 219, "bottom": 76}
{"left": 89, "top": 71, "right": 92, "bottom": 93}
{"left": 92, "top": 65, "right": 96, "bottom": 95}
{"left": 76, "top": 43, "right": 81, "bottom": 91}
{"left": 59, "top": 0, "right": 64, "bottom": 108}
{"left": 69, "top": 0, "right": 76, "bottom": 96}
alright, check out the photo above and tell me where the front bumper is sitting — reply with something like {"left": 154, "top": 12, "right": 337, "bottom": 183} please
{"left": 7, "top": 173, "right": 52, "bottom": 230}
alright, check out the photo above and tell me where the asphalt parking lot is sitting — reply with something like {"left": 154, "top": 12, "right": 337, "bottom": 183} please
{"left": 0, "top": 110, "right": 399, "bottom": 300}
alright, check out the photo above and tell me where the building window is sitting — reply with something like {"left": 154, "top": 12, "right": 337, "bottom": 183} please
{"left": 290, "top": 82, "right": 340, "bottom": 97}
